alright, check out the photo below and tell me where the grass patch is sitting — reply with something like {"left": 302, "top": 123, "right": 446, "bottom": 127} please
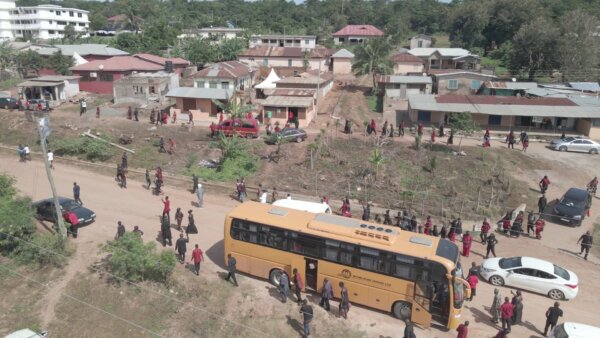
{"left": 365, "top": 94, "right": 382, "bottom": 113}
{"left": 52, "top": 136, "right": 117, "bottom": 162}
{"left": 0, "top": 77, "right": 19, "bottom": 90}
{"left": 432, "top": 33, "right": 451, "bottom": 47}
{"left": 0, "top": 262, "right": 61, "bottom": 336}
{"left": 129, "top": 142, "right": 170, "bottom": 170}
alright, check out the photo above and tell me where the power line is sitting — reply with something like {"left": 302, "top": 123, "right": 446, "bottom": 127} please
{"left": 0, "top": 231, "right": 279, "bottom": 338}
{"left": 0, "top": 263, "right": 167, "bottom": 338}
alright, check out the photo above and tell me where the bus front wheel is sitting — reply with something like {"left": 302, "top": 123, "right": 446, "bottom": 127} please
{"left": 269, "top": 269, "right": 285, "bottom": 286}
{"left": 392, "top": 301, "right": 412, "bottom": 320}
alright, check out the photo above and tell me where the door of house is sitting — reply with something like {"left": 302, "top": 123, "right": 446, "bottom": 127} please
{"left": 182, "top": 98, "right": 196, "bottom": 112}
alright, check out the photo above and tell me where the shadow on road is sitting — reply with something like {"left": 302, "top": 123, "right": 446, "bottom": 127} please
{"left": 285, "top": 315, "right": 304, "bottom": 336}
{"left": 206, "top": 239, "right": 226, "bottom": 269}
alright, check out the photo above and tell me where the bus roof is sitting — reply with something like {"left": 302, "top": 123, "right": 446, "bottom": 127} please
{"left": 226, "top": 202, "right": 457, "bottom": 270}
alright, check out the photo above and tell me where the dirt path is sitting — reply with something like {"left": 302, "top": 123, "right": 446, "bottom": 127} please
{"left": 2, "top": 138, "right": 600, "bottom": 337}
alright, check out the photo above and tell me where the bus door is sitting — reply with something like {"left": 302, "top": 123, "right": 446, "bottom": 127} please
{"left": 305, "top": 258, "right": 318, "bottom": 290}
{"left": 412, "top": 279, "right": 432, "bottom": 328}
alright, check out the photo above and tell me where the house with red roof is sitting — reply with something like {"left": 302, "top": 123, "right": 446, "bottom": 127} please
{"left": 192, "top": 61, "right": 253, "bottom": 91}
{"left": 70, "top": 54, "right": 190, "bottom": 94}
{"left": 333, "top": 25, "right": 384, "bottom": 45}
{"left": 391, "top": 53, "right": 425, "bottom": 75}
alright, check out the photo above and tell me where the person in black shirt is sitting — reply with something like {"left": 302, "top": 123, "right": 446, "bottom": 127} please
{"left": 300, "top": 299, "right": 313, "bottom": 337}
{"left": 543, "top": 302, "right": 563, "bottom": 336}
{"left": 577, "top": 231, "right": 593, "bottom": 260}
{"left": 225, "top": 253, "right": 238, "bottom": 286}
{"left": 486, "top": 233, "right": 499, "bottom": 258}
{"left": 175, "top": 233, "right": 188, "bottom": 263}
{"left": 538, "top": 194, "right": 547, "bottom": 214}
{"left": 403, "top": 319, "right": 416, "bottom": 338}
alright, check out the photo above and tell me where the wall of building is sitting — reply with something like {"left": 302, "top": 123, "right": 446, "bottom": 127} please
{"left": 73, "top": 70, "right": 125, "bottom": 94}
{"left": 334, "top": 36, "right": 377, "bottom": 45}
{"left": 249, "top": 37, "right": 316, "bottom": 49}
{"left": 332, "top": 58, "right": 352, "bottom": 75}
{"left": 435, "top": 75, "right": 488, "bottom": 95}
{"left": 194, "top": 75, "right": 250, "bottom": 91}
{"left": 1, "top": 4, "right": 89, "bottom": 40}
{"left": 64, "top": 79, "right": 79, "bottom": 98}
{"left": 174, "top": 97, "right": 213, "bottom": 114}
{"left": 239, "top": 56, "right": 327, "bottom": 71}
{"left": 262, "top": 105, "right": 314, "bottom": 128}
{"left": 393, "top": 62, "right": 424, "bottom": 75}
{"left": 384, "top": 83, "right": 431, "bottom": 99}
{"left": 410, "top": 38, "right": 432, "bottom": 49}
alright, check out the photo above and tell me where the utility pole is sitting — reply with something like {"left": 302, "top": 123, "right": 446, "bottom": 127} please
{"left": 37, "top": 115, "right": 67, "bottom": 239}
{"left": 315, "top": 59, "right": 322, "bottom": 124}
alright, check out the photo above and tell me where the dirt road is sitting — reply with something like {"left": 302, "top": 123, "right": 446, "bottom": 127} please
{"left": 1, "top": 139, "right": 599, "bottom": 338}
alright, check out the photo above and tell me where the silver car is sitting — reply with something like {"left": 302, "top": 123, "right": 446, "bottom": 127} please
{"left": 549, "top": 137, "right": 600, "bottom": 154}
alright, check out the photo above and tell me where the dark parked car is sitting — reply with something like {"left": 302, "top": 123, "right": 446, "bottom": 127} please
{"left": 266, "top": 128, "right": 308, "bottom": 144}
{"left": 33, "top": 197, "right": 96, "bottom": 225}
{"left": 0, "top": 97, "right": 19, "bottom": 109}
{"left": 553, "top": 188, "right": 591, "bottom": 226}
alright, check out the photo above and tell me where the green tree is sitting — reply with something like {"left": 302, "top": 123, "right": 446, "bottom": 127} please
{"left": 212, "top": 98, "right": 254, "bottom": 119}
{"left": 113, "top": 32, "right": 145, "bottom": 53}
{"left": 15, "top": 50, "right": 44, "bottom": 78}
{"left": 0, "top": 176, "right": 36, "bottom": 255}
{"left": 556, "top": 10, "right": 600, "bottom": 81}
{"left": 352, "top": 37, "right": 393, "bottom": 89}
{"left": 0, "top": 41, "right": 16, "bottom": 72}
{"left": 89, "top": 12, "right": 108, "bottom": 31}
{"left": 449, "top": 1, "right": 490, "bottom": 49}
{"left": 62, "top": 24, "right": 79, "bottom": 43}
{"left": 103, "top": 232, "right": 176, "bottom": 283}
{"left": 174, "top": 38, "right": 217, "bottom": 65}
{"left": 507, "top": 17, "right": 559, "bottom": 80}
{"left": 216, "top": 38, "right": 247, "bottom": 62}
{"left": 47, "top": 51, "right": 73, "bottom": 75}
{"left": 449, "top": 112, "right": 479, "bottom": 151}
{"left": 369, "top": 148, "right": 384, "bottom": 178}
{"left": 482, "top": 0, "right": 545, "bottom": 48}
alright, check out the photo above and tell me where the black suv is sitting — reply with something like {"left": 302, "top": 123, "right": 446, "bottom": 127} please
{"left": 553, "top": 188, "right": 592, "bottom": 226}
{"left": 0, "top": 97, "right": 19, "bottom": 109}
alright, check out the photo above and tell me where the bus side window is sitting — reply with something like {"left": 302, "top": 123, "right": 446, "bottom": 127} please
{"left": 324, "top": 240, "right": 340, "bottom": 261}
{"left": 339, "top": 243, "right": 355, "bottom": 265}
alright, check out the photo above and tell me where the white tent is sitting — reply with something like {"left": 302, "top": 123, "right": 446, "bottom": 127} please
{"left": 72, "top": 52, "right": 87, "bottom": 66}
{"left": 255, "top": 68, "right": 281, "bottom": 89}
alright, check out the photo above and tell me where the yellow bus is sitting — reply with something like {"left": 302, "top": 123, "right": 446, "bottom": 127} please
{"left": 223, "top": 202, "right": 471, "bottom": 329}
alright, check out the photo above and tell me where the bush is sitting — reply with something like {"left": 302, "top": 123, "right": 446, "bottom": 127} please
{"left": 52, "top": 137, "right": 116, "bottom": 162}
{"left": 103, "top": 232, "right": 176, "bottom": 284}
{"left": 13, "top": 234, "right": 71, "bottom": 267}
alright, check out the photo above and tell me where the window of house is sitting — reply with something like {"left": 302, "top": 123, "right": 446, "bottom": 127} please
{"left": 471, "top": 80, "right": 481, "bottom": 90}
{"left": 49, "top": 30, "right": 55, "bottom": 34}
{"left": 69, "top": 11, "right": 74, "bottom": 17}
{"left": 196, "top": 81, "right": 205, "bottom": 88}
{"left": 209, "top": 81, "right": 217, "bottom": 88}
{"left": 417, "top": 111, "right": 431, "bottom": 122}
{"left": 221, "top": 82, "right": 229, "bottom": 89}
{"left": 287, "top": 59, "right": 292, "bottom": 67}
{"left": 57, "top": 21, "right": 66, "bottom": 25}
{"left": 78, "top": 13, "right": 82, "bottom": 18}
{"left": 447, "top": 79, "right": 458, "bottom": 90}
{"left": 338, "top": 37, "right": 345, "bottom": 43}
{"left": 99, "top": 73, "right": 113, "bottom": 82}
{"left": 263, "top": 59, "right": 268, "bottom": 66}
{"left": 78, "top": 23, "right": 85, "bottom": 27}
{"left": 49, "top": 20, "right": 53, "bottom": 24}
{"left": 305, "top": 39, "right": 310, "bottom": 45}
{"left": 418, "top": 40, "right": 423, "bottom": 48}
{"left": 150, "top": 86, "right": 155, "bottom": 94}
{"left": 488, "top": 115, "right": 502, "bottom": 125}
{"left": 593, "top": 119, "right": 600, "bottom": 127}
{"left": 56, "top": 11, "right": 61, "bottom": 16}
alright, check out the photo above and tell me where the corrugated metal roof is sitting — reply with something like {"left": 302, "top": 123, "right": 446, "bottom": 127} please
{"left": 333, "top": 25, "right": 384, "bottom": 37}
{"left": 408, "top": 94, "right": 600, "bottom": 118}
{"left": 436, "top": 95, "right": 576, "bottom": 106}
{"left": 166, "top": 87, "right": 234, "bottom": 100}
{"left": 331, "top": 49, "right": 355, "bottom": 58}
{"left": 37, "top": 44, "right": 129, "bottom": 57}
{"left": 482, "top": 81, "right": 538, "bottom": 90}
{"left": 251, "top": 34, "right": 315, "bottom": 39}
{"left": 18, "top": 81, "right": 63, "bottom": 87}
{"left": 263, "top": 88, "right": 315, "bottom": 97}
{"left": 391, "top": 53, "right": 424, "bottom": 63}
{"left": 275, "top": 76, "right": 331, "bottom": 85}
{"left": 262, "top": 96, "right": 314, "bottom": 107}
{"left": 378, "top": 75, "right": 432, "bottom": 84}
{"left": 193, "top": 61, "right": 251, "bottom": 79}
{"left": 568, "top": 82, "right": 600, "bottom": 92}
{"left": 409, "top": 48, "right": 472, "bottom": 58}
{"left": 238, "top": 46, "right": 331, "bottom": 58}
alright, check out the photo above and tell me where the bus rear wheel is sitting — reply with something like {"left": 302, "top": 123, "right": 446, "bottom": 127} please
{"left": 269, "top": 269, "right": 285, "bottom": 286}
{"left": 392, "top": 301, "right": 412, "bottom": 320}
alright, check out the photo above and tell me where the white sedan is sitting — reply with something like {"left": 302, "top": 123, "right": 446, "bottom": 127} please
{"left": 480, "top": 256, "right": 579, "bottom": 300}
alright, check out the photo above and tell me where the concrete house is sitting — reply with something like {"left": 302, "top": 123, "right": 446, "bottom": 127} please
{"left": 391, "top": 53, "right": 425, "bottom": 75}
{"left": 409, "top": 48, "right": 480, "bottom": 71}
{"left": 166, "top": 87, "right": 234, "bottom": 123}
{"left": 133, "top": 54, "right": 190, "bottom": 76}
{"left": 249, "top": 35, "right": 317, "bottom": 49}
{"left": 330, "top": 49, "right": 354, "bottom": 75}
{"left": 476, "top": 81, "right": 539, "bottom": 96}
{"left": 274, "top": 72, "right": 333, "bottom": 99}
{"left": 333, "top": 25, "right": 384, "bottom": 45}
{"left": 409, "top": 34, "right": 432, "bottom": 49}
{"left": 238, "top": 46, "right": 331, "bottom": 71}
{"left": 113, "top": 71, "right": 179, "bottom": 105}
{"left": 70, "top": 56, "right": 164, "bottom": 94}
{"left": 408, "top": 94, "right": 600, "bottom": 137}
{"left": 178, "top": 27, "right": 244, "bottom": 40}
{"left": 431, "top": 70, "right": 497, "bottom": 95}
{"left": 17, "top": 75, "right": 79, "bottom": 101}
{"left": 192, "top": 61, "right": 252, "bottom": 91}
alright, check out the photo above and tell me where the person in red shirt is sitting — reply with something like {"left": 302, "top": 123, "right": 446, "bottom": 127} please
{"left": 162, "top": 196, "right": 171, "bottom": 224}
{"left": 462, "top": 231, "right": 473, "bottom": 257}
{"left": 539, "top": 175, "right": 551, "bottom": 193}
{"left": 417, "top": 123, "right": 423, "bottom": 136}
{"left": 431, "top": 128, "right": 436, "bottom": 143}
{"left": 293, "top": 268, "right": 304, "bottom": 304}
{"left": 190, "top": 244, "right": 203, "bottom": 275}
{"left": 63, "top": 209, "right": 79, "bottom": 238}
{"left": 448, "top": 227, "right": 456, "bottom": 242}
{"left": 480, "top": 218, "right": 491, "bottom": 242}
{"left": 456, "top": 320, "right": 469, "bottom": 338}
{"left": 502, "top": 217, "right": 511, "bottom": 235}
{"left": 535, "top": 218, "right": 545, "bottom": 240}
{"left": 37, "top": 102, "right": 43, "bottom": 111}
{"left": 500, "top": 297, "right": 514, "bottom": 332}
{"left": 424, "top": 216, "right": 432, "bottom": 235}
{"left": 369, "top": 119, "right": 377, "bottom": 135}
{"left": 467, "top": 273, "right": 478, "bottom": 301}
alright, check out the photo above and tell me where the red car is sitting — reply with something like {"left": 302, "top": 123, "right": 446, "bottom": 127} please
{"left": 210, "top": 118, "right": 259, "bottom": 138}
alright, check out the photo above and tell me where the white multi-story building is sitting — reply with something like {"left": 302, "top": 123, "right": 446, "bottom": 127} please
{"left": 0, "top": 0, "right": 89, "bottom": 41}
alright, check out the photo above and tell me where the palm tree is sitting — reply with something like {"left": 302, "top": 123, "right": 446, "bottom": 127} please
{"left": 369, "top": 148, "right": 384, "bottom": 178}
{"left": 352, "top": 37, "right": 394, "bottom": 90}
{"left": 212, "top": 97, "right": 255, "bottom": 119}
